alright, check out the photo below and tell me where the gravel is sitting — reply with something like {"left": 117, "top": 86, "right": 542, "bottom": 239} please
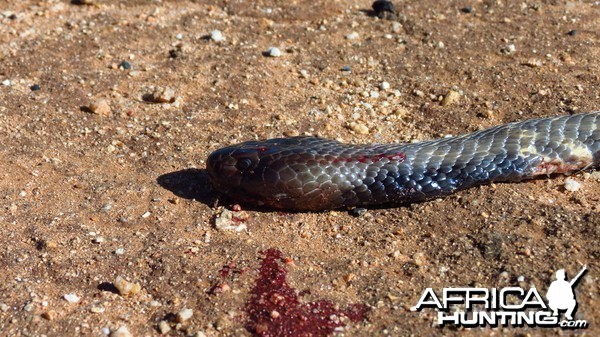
{"left": 114, "top": 276, "right": 142, "bottom": 296}
{"left": 89, "top": 98, "right": 111, "bottom": 116}
{"left": 266, "top": 47, "right": 282, "bottom": 57}
{"left": 210, "top": 30, "right": 224, "bottom": 42}
{"left": 176, "top": 308, "right": 194, "bottom": 322}
{"left": 564, "top": 178, "right": 581, "bottom": 192}
{"left": 63, "top": 293, "right": 80, "bottom": 303}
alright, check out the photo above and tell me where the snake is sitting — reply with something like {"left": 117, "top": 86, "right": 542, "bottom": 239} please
{"left": 206, "top": 112, "right": 600, "bottom": 211}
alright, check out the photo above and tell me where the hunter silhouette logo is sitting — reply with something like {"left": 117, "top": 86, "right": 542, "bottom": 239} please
{"left": 546, "top": 266, "right": 587, "bottom": 321}
{"left": 411, "top": 265, "right": 589, "bottom": 329}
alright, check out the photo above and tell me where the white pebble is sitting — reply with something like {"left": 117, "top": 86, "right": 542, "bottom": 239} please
{"left": 175, "top": 33, "right": 183, "bottom": 40}
{"left": 64, "top": 293, "right": 80, "bottom": 303}
{"left": 2, "top": 79, "right": 11, "bottom": 86}
{"left": 114, "top": 248, "right": 125, "bottom": 255}
{"left": 141, "top": 211, "right": 151, "bottom": 218}
{"left": 114, "top": 276, "right": 142, "bottom": 296}
{"left": 210, "top": 30, "right": 224, "bottom": 42}
{"left": 158, "top": 320, "right": 171, "bottom": 334}
{"left": 517, "top": 275, "right": 525, "bottom": 282}
{"left": 504, "top": 44, "right": 516, "bottom": 54}
{"left": 177, "top": 308, "right": 194, "bottom": 322}
{"left": 370, "top": 91, "right": 379, "bottom": 98}
{"left": 380, "top": 81, "right": 390, "bottom": 90}
{"left": 564, "top": 178, "right": 581, "bottom": 192}
{"left": 345, "top": 32, "right": 359, "bottom": 40}
{"left": 266, "top": 47, "right": 281, "bottom": 57}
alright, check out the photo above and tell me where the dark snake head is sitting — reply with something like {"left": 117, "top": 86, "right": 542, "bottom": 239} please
{"left": 206, "top": 139, "right": 297, "bottom": 208}
{"left": 206, "top": 145, "right": 261, "bottom": 196}
{"left": 206, "top": 137, "right": 346, "bottom": 210}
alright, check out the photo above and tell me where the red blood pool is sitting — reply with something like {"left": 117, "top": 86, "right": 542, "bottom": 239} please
{"left": 244, "top": 249, "right": 369, "bottom": 336}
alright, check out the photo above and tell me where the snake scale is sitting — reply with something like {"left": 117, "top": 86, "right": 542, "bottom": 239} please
{"left": 207, "top": 112, "right": 600, "bottom": 210}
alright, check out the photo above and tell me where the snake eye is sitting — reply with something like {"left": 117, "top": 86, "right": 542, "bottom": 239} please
{"left": 235, "top": 158, "right": 253, "bottom": 171}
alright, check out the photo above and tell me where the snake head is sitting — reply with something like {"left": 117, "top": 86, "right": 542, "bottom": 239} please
{"left": 206, "top": 145, "right": 262, "bottom": 196}
{"left": 206, "top": 137, "right": 344, "bottom": 210}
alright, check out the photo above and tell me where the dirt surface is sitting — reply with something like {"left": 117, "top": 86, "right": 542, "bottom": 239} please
{"left": 0, "top": 0, "right": 599, "bottom": 336}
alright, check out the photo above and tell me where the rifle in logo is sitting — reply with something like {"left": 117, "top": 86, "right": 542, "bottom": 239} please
{"left": 546, "top": 265, "right": 587, "bottom": 321}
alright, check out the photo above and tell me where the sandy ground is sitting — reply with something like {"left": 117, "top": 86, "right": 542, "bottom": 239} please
{"left": 0, "top": 0, "right": 599, "bottom": 336}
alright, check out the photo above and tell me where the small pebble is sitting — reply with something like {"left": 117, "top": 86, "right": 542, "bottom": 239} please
{"left": 114, "top": 248, "right": 125, "bottom": 255}
{"left": 567, "top": 30, "right": 577, "bottom": 36}
{"left": 24, "top": 303, "right": 35, "bottom": 312}
{"left": 413, "top": 89, "right": 425, "bottom": 97}
{"left": 114, "top": 276, "right": 142, "bottom": 296}
{"left": 64, "top": 293, "right": 80, "bottom": 303}
{"left": 370, "top": 90, "right": 379, "bottom": 98}
{"left": 564, "top": 178, "right": 581, "bottom": 192}
{"left": 93, "top": 236, "right": 105, "bottom": 244}
{"left": 460, "top": 6, "right": 473, "bottom": 13}
{"left": 119, "top": 61, "right": 132, "bottom": 70}
{"left": 266, "top": 47, "right": 281, "bottom": 57}
{"left": 30, "top": 84, "right": 41, "bottom": 91}
{"left": 176, "top": 308, "right": 194, "bottom": 322}
{"left": 413, "top": 252, "right": 427, "bottom": 266}
{"left": 348, "top": 122, "right": 369, "bottom": 135}
{"left": 350, "top": 208, "right": 368, "bottom": 217}
{"left": 441, "top": 89, "right": 461, "bottom": 106}
{"left": 147, "top": 86, "right": 176, "bottom": 103}
{"left": 0, "top": 303, "right": 9, "bottom": 312}
{"left": 372, "top": 0, "right": 395, "bottom": 17}
{"left": 210, "top": 30, "right": 224, "bottom": 42}
{"left": 345, "top": 32, "right": 359, "bottom": 40}
{"left": 111, "top": 326, "right": 133, "bottom": 337}
{"left": 158, "top": 320, "right": 171, "bottom": 334}
{"left": 2, "top": 79, "right": 11, "bottom": 86}
{"left": 517, "top": 275, "right": 525, "bottom": 282}
{"left": 503, "top": 44, "right": 516, "bottom": 55}
{"left": 525, "top": 58, "right": 543, "bottom": 67}
{"left": 89, "top": 98, "right": 112, "bottom": 116}
{"left": 214, "top": 209, "right": 248, "bottom": 232}
{"left": 341, "top": 65, "right": 352, "bottom": 74}
{"left": 380, "top": 81, "right": 390, "bottom": 90}
{"left": 90, "top": 306, "right": 105, "bottom": 313}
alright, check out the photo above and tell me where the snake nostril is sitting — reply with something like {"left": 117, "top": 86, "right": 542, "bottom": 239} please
{"left": 235, "top": 158, "right": 253, "bottom": 171}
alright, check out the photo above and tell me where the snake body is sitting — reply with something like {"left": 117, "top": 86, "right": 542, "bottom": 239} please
{"left": 207, "top": 112, "right": 600, "bottom": 210}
